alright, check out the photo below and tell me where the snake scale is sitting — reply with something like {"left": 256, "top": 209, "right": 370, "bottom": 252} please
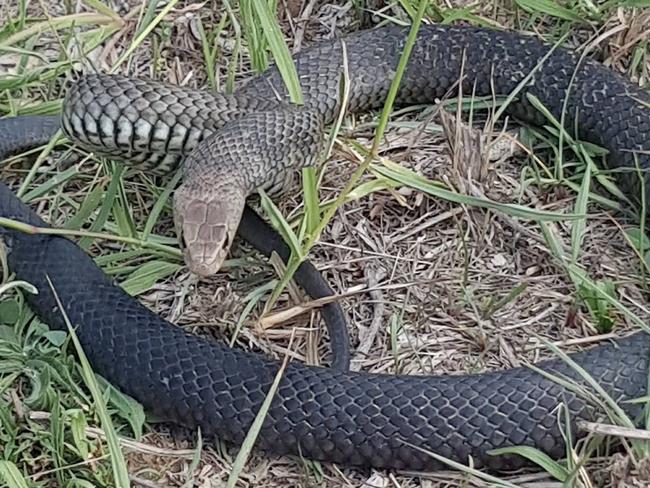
{"left": 1, "top": 23, "right": 650, "bottom": 472}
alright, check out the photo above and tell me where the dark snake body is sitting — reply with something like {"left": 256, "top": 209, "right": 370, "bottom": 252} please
{"left": 1, "top": 24, "right": 650, "bottom": 472}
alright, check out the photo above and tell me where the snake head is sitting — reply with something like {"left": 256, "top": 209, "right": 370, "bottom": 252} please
{"left": 173, "top": 181, "right": 245, "bottom": 277}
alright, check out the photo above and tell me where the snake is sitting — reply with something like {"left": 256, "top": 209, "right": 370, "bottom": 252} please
{"left": 1, "top": 23, "right": 650, "bottom": 473}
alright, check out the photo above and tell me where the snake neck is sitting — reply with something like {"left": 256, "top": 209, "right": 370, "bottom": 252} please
{"left": 182, "top": 109, "right": 327, "bottom": 192}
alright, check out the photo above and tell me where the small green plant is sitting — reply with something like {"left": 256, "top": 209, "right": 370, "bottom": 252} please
{"left": 578, "top": 279, "right": 617, "bottom": 333}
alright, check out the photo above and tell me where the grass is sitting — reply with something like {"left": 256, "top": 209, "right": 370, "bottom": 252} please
{"left": 0, "top": 0, "right": 649, "bottom": 487}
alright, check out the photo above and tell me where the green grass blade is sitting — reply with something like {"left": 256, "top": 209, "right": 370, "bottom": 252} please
{"left": 239, "top": 0, "right": 268, "bottom": 71}
{"left": 229, "top": 281, "right": 276, "bottom": 346}
{"left": 251, "top": 0, "right": 304, "bottom": 104}
{"left": 374, "top": 159, "right": 583, "bottom": 222}
{"left": 142, "top": 171, "right": 182, "bottom": 240}
{"left": 515, "top": 0, "right": 585, "bottom": 21}
{"left": 570, "top": 152, "right": 592, "bottom": 262}
{"left": 530, "top": 337, "right": 635, "bottom": 428}
{"left": 487, "top": 446, "right": 568, "bottom": 481}
{"left": 96, "top": 377, "right": 146, "bottom": 438}
{"left": 110, "top": 0, "right": 181, "bottom": 71}
{"left": 79, "top": 165, "right": 123, "bottom": 250}
{"left": 401, "top": 441, "right": 521, "bottom": 488}
{"left": 120, "top": 261, "right": 181, "bottom": 296}
{"left": 0, "top": 461, "right": 30, "bottom": 488}
{"left": 347, "top": 177, "right": 398, "bottom": 201}
{"left": 301, "top": 167, "right": 320, "bottom": 240}
{"left": 133, "top": 0, "right": 163, "bottom": 38}
{"left": 226, "top": 350, "right": 290, "bottom": 488}
{"left": 259, "top": 189, "right": 303, "bottom": 259}
{"left": 113, "top": 180, "right": 137, "bottom": 237}
{"left": 81, "top": 0, "right": 122, "bottom": 22}
{"left": 21, "top": 167, "right": 78, "bottom": 202}
{"left": 181, "top": 429, "right": 203, "bottom": 488}
{"left": 221, "top": 0, "right": 243, "bottom": 93}
{"left": 65, "top": 179, "right": 108, "bottom": 230}
{"left": 0, "top": 13, "right": 121, "bottom": 49}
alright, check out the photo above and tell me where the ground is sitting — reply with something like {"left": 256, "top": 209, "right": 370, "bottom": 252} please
{"left": 1, "top": 1, "right": 650, "bottom": 487}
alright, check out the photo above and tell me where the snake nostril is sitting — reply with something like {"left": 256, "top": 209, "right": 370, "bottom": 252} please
{"left": 201, "top": 262, "right": 214, "bottom": 277}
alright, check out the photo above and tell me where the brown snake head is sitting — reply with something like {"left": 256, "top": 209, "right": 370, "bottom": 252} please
{"left": 173, "top": 180, "right": 246, "bottom": 277}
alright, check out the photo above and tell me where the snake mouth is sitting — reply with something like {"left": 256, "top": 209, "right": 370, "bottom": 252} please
{"left": 187, "top": 227, "right": 232, "bottom": 277}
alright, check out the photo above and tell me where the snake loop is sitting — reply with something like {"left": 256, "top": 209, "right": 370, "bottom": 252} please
{"left": 1, "top": 23, "right": 650, "bottom": 472}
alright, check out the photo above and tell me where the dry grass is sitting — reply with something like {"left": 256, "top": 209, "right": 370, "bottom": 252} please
{"left": 2, "top": 1, "right": 650, "bottom": 487}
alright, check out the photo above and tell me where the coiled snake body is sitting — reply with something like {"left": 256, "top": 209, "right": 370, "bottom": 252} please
{"left": 1, "top": 24, "right": 650, "bottom": 472}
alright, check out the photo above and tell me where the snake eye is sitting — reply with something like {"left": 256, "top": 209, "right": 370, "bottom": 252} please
{"left": 221, "top": 232, "right": 231, "bottom": 250}
{"left": 173, "top": 215, "right": 185, "bottom": 249}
